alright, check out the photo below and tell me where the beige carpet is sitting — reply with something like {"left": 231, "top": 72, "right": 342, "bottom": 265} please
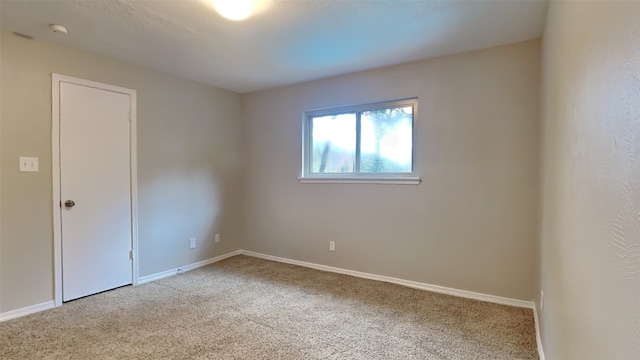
{"left": 0, "top": 255, "right": 538, "bottom": 359}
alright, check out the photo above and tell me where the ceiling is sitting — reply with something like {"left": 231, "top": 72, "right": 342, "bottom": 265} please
{"left": 0, "top": 0, "right": 548, "bottom": 93}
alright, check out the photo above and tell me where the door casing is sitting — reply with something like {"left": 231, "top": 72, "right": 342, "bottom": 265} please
{"left": 52, "top": 73, "right": 139, "bottom": 306}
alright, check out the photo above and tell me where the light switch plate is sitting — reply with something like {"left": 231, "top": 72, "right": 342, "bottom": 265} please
{"left": 19, "top": 157, "right": 39, "bottom": 172}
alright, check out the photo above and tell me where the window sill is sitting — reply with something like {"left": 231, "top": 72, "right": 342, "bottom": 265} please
{"left": 298, "top": 176, "right": 421, "bottom": 185}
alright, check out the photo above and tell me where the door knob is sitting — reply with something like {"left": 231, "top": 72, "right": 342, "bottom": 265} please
{"left": 64, "top": 200, "right": 76, "bottom": 208}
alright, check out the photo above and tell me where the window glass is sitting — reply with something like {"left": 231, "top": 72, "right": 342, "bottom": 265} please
{"left": 360, "top": 106, "right": 412, "bottom": 173}
{"left": 310, "top": 114, "right": 356, "bottom": 173}
{"left": 302, "top": 98, "right": 417, "bottom": 183}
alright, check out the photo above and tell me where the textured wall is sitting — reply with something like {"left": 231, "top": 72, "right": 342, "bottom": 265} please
{"left": 0, "top": 32, "right": 243, "bottom": 313}
{"left": 242, "top": 40, "right": 540, "bottom": 301}
{"left": 539, "top": 1, "right": 640, "bottom": 359}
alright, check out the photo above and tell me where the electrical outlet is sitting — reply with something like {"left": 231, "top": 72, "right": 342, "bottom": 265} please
{"left": 215, "top": 234, "right": 220, "bottom": 243}
{"left": 541, "top": 290, "right": 544, "bottom": 311}
{"left": 19, "top": 156, "right": 39, "bottom": 172}
{"left": 329, "top": 241, "right": 335, "bottom": 251}
{"left": 190, "top": 238, "right": 196, "bottom": 249}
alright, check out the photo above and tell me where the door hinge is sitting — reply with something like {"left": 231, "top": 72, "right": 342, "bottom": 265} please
{"left": 129, "top": 250, "right": 133, "bottom": 260}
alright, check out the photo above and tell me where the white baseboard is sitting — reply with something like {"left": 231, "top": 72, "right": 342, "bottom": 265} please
{"left": 0, "top": 301, "right": 55, "bottom": 322}
{"left": 137, "top": 250, "right": 242, "bottom": 285}
{"left": 0, "top": 251, "right": 242, "bottom": 323}
{"left": 240, "top": 250, "right": 535, "bottom": 309}
{"left": 533, "top": 305, "right": 546, "bottom": 360}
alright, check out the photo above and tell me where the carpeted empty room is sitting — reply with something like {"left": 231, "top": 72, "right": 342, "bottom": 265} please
{"left": 6, "top": 1, "right": 640, "bottom": 359}
{"left": 0, "top": 256, "right": 537, "bottom": 359}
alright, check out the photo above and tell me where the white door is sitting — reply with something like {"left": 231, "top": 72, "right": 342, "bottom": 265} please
{"left": 59, "top": 80, "right": 133, "bottom": 302}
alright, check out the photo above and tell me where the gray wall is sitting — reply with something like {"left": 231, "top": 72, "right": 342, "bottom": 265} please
{"left": 1, "top": 32, "right": 542, "bottom": 316}
{"left": 242, "top": 40, "right": 540, "bottom": 301}
{"left": 0, "top": 31, "right": 244, "bottom": 313}
{"left": 539, "top": 1, "right": 640, "bottom": 359}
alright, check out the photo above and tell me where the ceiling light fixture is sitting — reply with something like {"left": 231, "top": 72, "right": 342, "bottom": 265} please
{"left": 213, "top": 0, "right": 253, "bottom": 21}
{"left": 49, "top": 24, "right": 68, "bottom": 34}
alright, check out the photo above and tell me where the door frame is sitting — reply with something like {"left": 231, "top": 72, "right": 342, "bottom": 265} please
{"left": 51, "top": 74, "right": 139, "bottom": 307}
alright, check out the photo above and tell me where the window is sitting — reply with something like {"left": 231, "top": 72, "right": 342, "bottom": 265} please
{"left": 301, "top": 98, "right": 420, "bottom": 184}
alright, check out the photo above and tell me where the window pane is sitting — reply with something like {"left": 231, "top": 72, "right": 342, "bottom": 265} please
{"left": 360, "top": 106, "right": 412, "bottom": 173}
{"left": 310, "top": 113, "right": 356, "bottom": 173}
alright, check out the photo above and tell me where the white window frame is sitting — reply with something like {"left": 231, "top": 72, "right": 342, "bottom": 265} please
{"left": 300, "top": 98, "right": 421, "bottom": 185}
